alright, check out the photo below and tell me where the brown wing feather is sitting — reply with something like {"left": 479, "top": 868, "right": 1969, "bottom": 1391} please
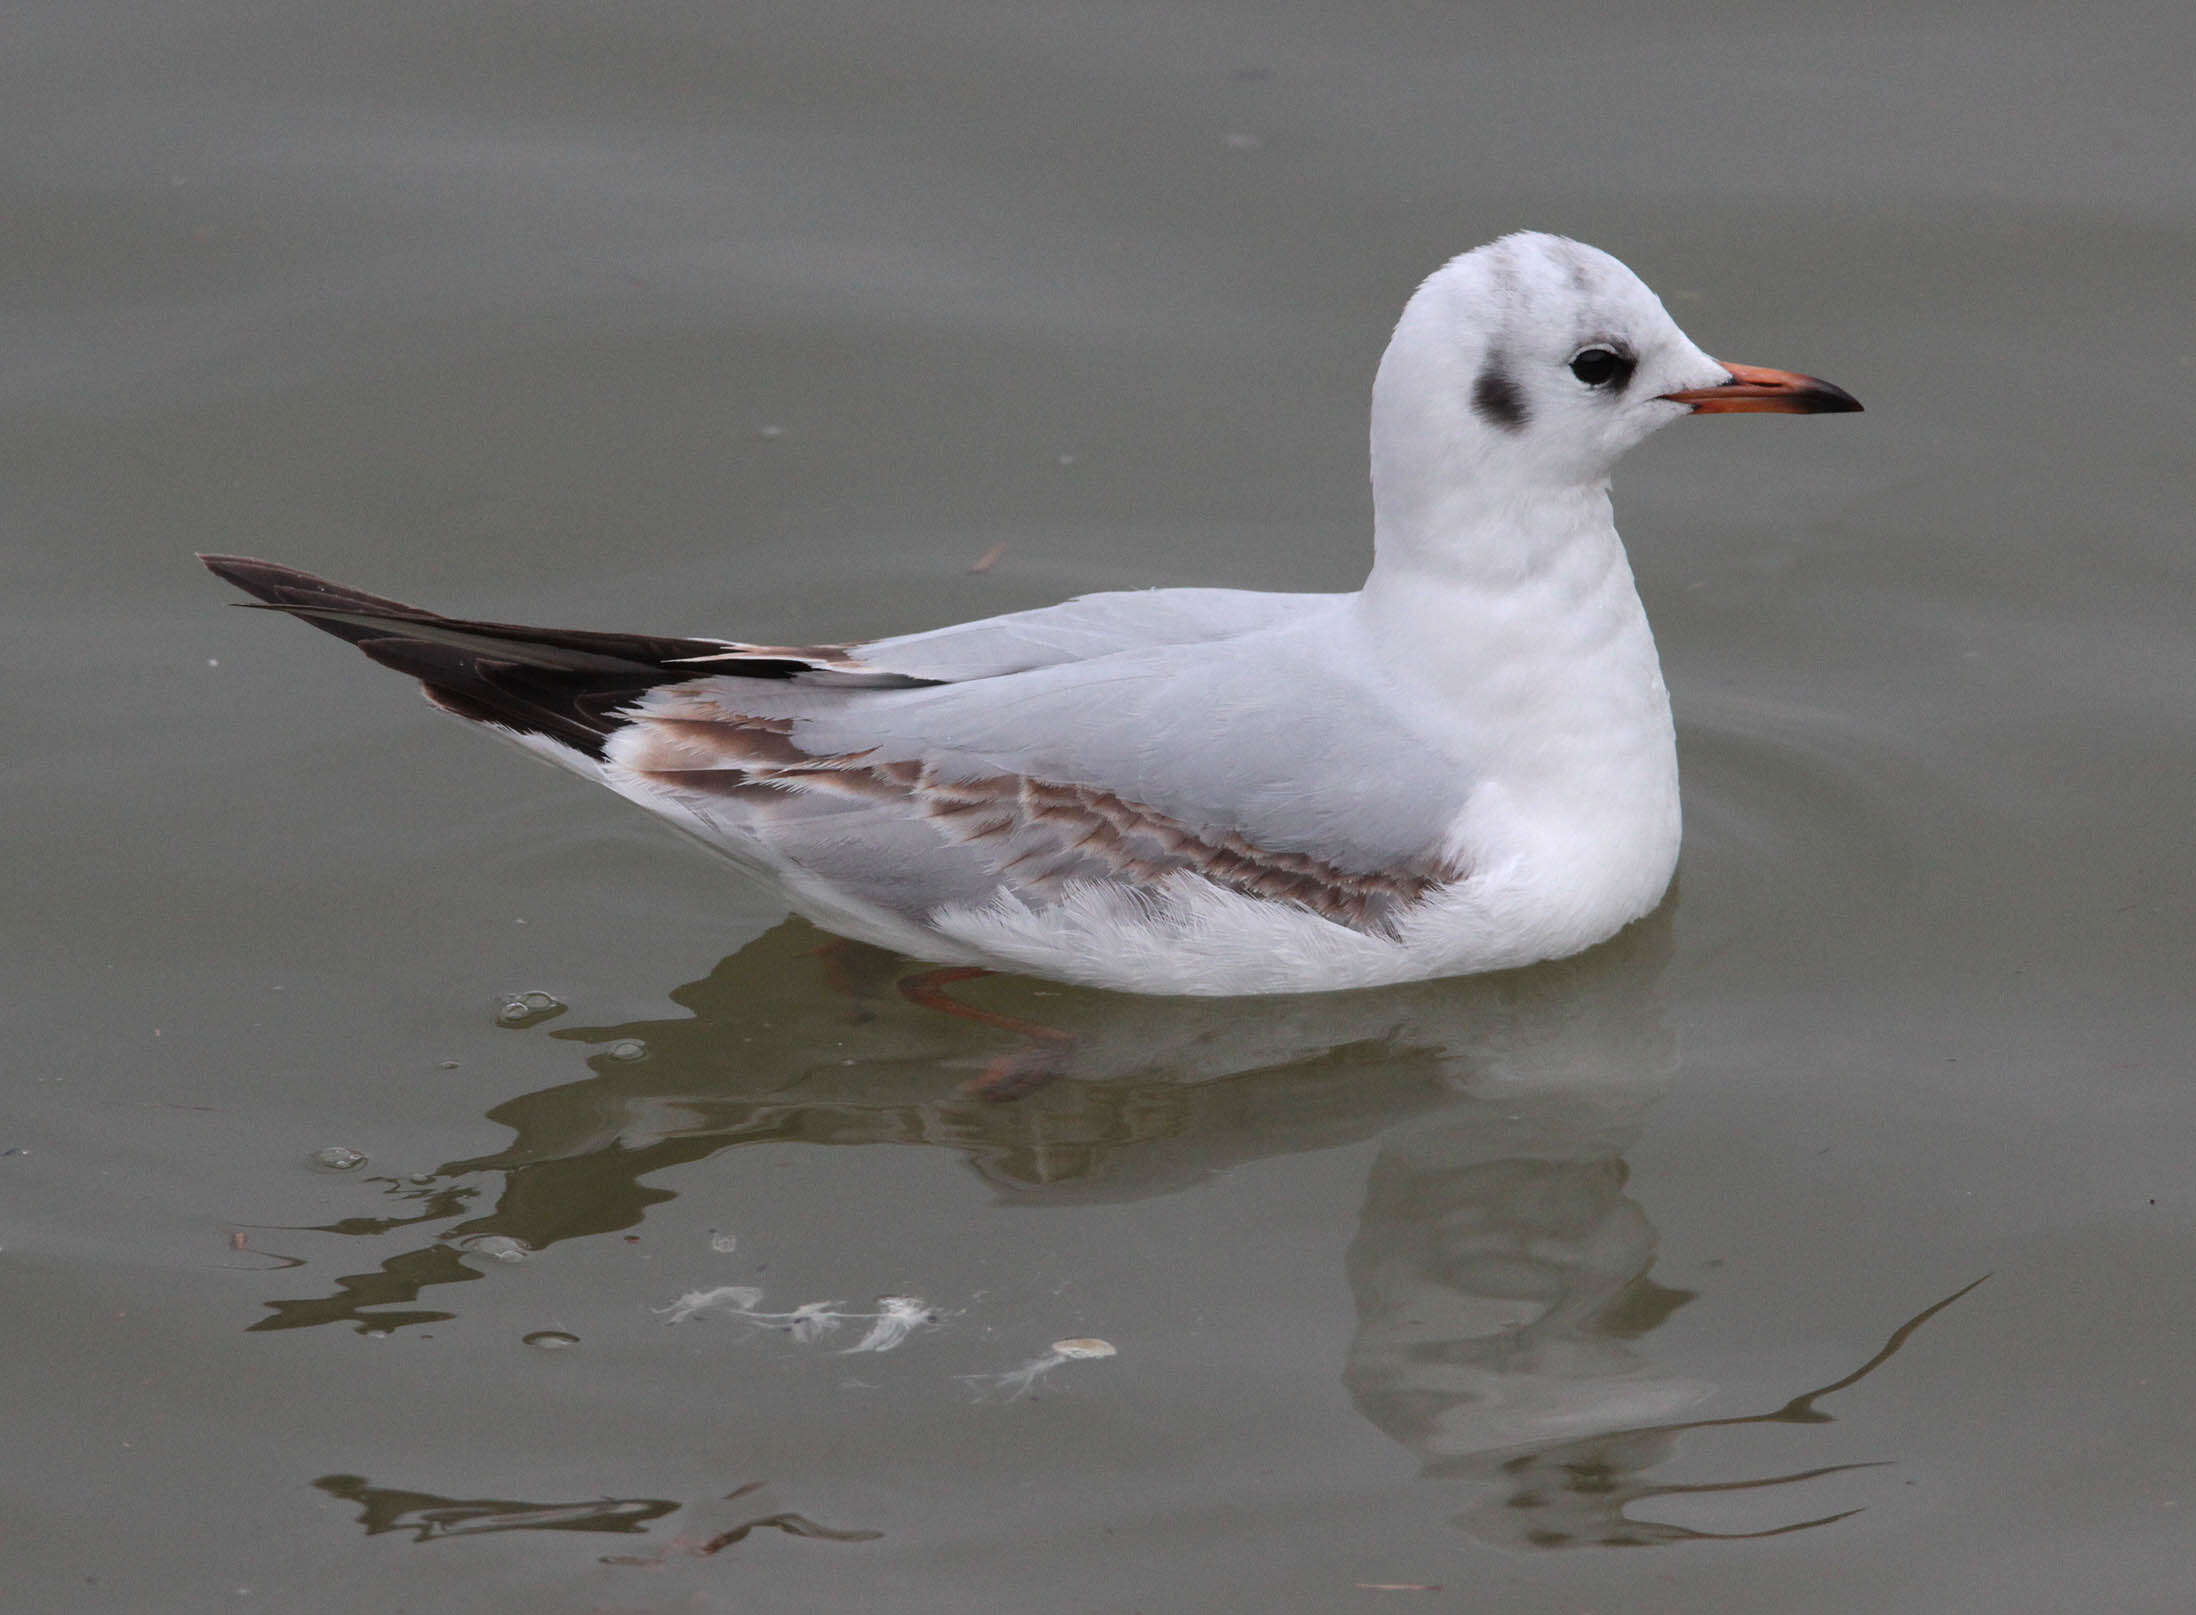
{"left": 618, "top": 703, "right": 1461, "bottom": 935}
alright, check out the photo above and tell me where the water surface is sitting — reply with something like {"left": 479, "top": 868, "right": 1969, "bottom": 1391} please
{"left": 8, "top": 3, "right": 2195, "bottom": 1610}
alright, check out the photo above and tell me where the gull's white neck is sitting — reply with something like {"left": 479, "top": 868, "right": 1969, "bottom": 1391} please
{"left": 1355, "top": 478, "right": 1669, "bottom": 763}
{"left": 1353, "top": 454, "right": 1681, "bottom": 941}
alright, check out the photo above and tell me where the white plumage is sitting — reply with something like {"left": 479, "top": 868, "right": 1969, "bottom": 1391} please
{"left": 207, "top": 232, "right": 1859, "bottom": 995}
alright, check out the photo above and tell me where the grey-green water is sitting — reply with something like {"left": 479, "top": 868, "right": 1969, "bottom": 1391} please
{"left": 8, "top": 3, "right": 2195, "bottom": 1610}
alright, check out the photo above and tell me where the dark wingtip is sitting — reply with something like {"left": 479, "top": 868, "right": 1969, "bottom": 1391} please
{"left": 201, "top": 555, "right": 298, "bottom": 612}
{"left": 199, "top": 552, "right": 276, "bottom": 591}
{"left": 199, "top": 552, "right": 300, "bottom": 584}
{"left": 195, "top": 553, "right": 768, "bottom": 756}
{"left": 199, "top": 554, "right": 440, "bottom": 620}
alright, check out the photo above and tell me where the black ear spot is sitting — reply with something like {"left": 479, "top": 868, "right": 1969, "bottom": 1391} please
{"left": 1472, "top": 364, "right": 1529, "bottom": 431}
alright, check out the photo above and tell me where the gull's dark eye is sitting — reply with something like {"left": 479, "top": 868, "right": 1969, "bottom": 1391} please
{"left": 1569, "top": 346, "right": 1633, "bottom": 389}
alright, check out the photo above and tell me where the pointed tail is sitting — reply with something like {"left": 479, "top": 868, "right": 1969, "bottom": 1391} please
{"left": 200, "top": 554, "right": 804, "bottom": 757}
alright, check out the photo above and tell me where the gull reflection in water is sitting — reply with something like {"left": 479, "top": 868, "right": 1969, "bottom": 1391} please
{"left": 1345, "top": 1081, "right": 1981, "bottom": 1546}
{"left": 260, "top": 900, "right": 1971, "bottom": 1546}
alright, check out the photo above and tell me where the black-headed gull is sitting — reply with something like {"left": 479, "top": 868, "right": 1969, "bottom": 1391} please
{"left": 205, "top": 233, "right": 1858, "bottom": 996}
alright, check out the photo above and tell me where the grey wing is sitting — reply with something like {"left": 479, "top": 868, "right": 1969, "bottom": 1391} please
{"left": 199, "top": 558, "right": 1463, "bottom": 931}
{"left": 845, "top": 586, "right": 1345, "bottom": 680}
{"left": 610, "top": 599, "right": 1473, "bottom": 936}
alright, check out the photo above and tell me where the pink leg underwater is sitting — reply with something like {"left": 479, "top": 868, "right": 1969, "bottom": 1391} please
{"left": 895, "top": 967, "right": 1078, "bottom": 1101}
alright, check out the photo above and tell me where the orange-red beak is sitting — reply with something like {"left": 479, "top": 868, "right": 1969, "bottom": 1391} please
{"left": 1660, "top": 361, "right": 1862, "bottom": 415}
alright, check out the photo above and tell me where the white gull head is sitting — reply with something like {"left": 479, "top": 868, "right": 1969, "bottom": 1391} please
{"left": 1366, "top": 232, "right": 1857, "bottom": 574}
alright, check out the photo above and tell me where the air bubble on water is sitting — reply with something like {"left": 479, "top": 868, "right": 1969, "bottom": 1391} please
{"left": 708, "top": 1230, "right": 738, "bottom": 1254}
{"left": 406, "top": 1172, "right": 437, "bottom": 1186}
{"left": 452, "top": 1233, "right": 533, "bottom": 1264}
{"left": 311, "top": 1146, "right": 367, "bottom": 1172}
{"left": 523, "top": 1330, "right": 581, "bottom": 1350}
{"left": 604, "top": 1038, "right": 649, "bottom": 1063}
{"left": 437, "top": 1060, "right": 461, "bottom": 1070}
{"left": 494, "top": 991, "right": 567, "bottom": 1028}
